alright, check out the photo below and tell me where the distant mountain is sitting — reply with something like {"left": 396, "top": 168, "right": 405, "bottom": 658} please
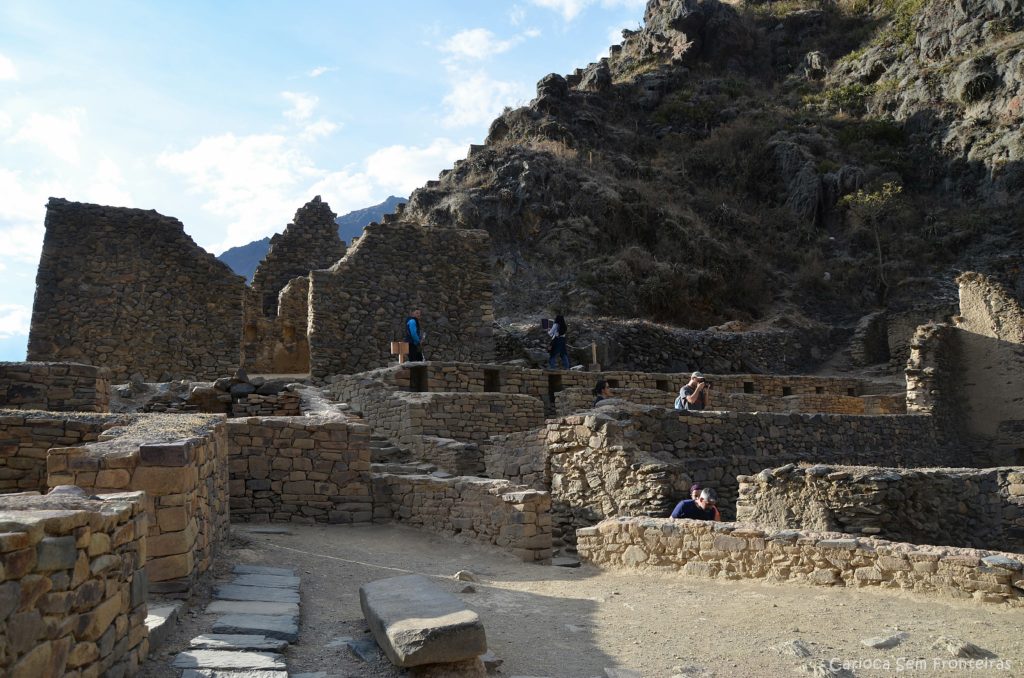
{"left": 217, "top": 196, "right": 406, "bottom": 282}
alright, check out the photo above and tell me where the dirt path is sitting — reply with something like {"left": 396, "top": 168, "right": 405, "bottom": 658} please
{"left": 142, "top": 524, "right": 1024, "bottom": 677}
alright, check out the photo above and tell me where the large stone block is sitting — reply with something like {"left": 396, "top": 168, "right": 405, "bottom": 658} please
{"left": 359, "top": 574, "right": 487, "bottom": 667}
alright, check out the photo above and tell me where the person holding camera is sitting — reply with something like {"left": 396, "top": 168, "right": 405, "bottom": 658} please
{"left": 675, "top": 371, "right": 711, "bottom": 412}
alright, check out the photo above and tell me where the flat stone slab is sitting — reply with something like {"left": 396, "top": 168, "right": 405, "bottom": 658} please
{"left": 189, "top": 634, "right": 289, "bottom": 652}
{"left": 347, "top": 636, "right": 381, "bottom": 663}
{"left": 182, "top": 671, "right": 288, "bottom": 678}
{"left": 239, "top": 526, "right": 294, "bottom": 535}
{"left": 171, "top": 649, "right": 285, "bottom": 670}
{"left": 146, "top": 602, "right": 184, "bottom": 654}
{"left": 212, "top": 614, "right": 299, "bottom": 642}
{"left": 231, "top": 574, "right": 300, "bottom": 589}
{"left": 214, "top": 584, "right": 299, "bottom": 603}
{"left": 206, "top": 600, "right": 300, "bottom": 617}
{"left": 360, "top": 574, "right": 487, "bottom": 667}
{"left": 233, "top": 564, "right": 297, "bottom": 576}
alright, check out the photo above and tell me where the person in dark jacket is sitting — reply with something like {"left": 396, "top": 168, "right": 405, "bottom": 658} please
{"left": 405, "top": 309, "right": 424, "bottom": 362}
{"left": 669, "top": 488, "right": 721, "bottom": 521}
{"left": 547, "top": 314, "right": 570, "bottom": 369}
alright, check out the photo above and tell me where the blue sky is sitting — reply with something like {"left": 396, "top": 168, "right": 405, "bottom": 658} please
{"left": 0, "top": 0, "right": 646, "bottom": 361}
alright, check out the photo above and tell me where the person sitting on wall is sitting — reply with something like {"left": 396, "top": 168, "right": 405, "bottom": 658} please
{"left": 405, "top": 309, "right": 424, "bottom": 362}
{"left": 592, "top": 379, "right": 612, "bottom": 406}
{"left": 669, "top": 487, "right": 721, "bottom": 521}
{"left": 688, "top": 482, "right": 722, "bottom": 521}
{"left": 674, "top": 371, "right": 711, "bottom": 412}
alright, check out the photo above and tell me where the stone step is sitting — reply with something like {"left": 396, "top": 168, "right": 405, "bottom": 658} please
{"left": 371, "top": 462, "right": 438, "bottom": 475}
{"left": 233, "top": 564, "right": 297, "bottom": 577}
{"left": 231, "top": 573, "right": 301, "bottom": 589}
{"left": 190, "top": 634, "right": 290, "bottom": 652}
{"left": 214, "top": 584, "right": 300, "bottom": 603}
{"left": 182, "top": 670, "right": 288, "bottom": 678}
{"left": 212, "top": 614, "right": 299, "bottom": 643}
{"left": 206, "top": 600, "right": 300, "bottom": 617}
{"left": 146, "top": 602, "right": 184, "bottom": 656}
{"left": 171, "top": 649, "right": 286, "bottom": 671}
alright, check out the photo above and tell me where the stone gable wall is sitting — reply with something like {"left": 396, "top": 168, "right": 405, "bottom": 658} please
{"left": 241, "top": 276, "right": 311, "bottom": 374}
{"left": 370, "top": 474, "right": 552, "bottom": 562}
{"left": 577, "top": 517, "right": 1024, "bottom": 607}
{"left": 0, "top": 490, "right": 149, "bottom": 676}
{"left": 0, "top": 362, "right": 110, "bottom": 413}
{"left": 46, "top": 414, "right": 230, "bottom": 597}
{"left": 224, "top": 415, "right": 373, "bottom": 524}
{"left": 28, "top": 199, "right": 244, "bottom": 382}
{"left": 308, "top": 223, "right": 494, "bottom": 378}
{"left": 736, "top": 464, "right": 1024, "bottom": 553}
{"left": 0, "top": 410, "right": 114, "bottom": 494}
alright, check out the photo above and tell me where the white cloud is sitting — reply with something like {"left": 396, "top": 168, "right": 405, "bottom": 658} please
{"left": 0, "top": 167, "right": 51, "bottom": 265}
{"left": 441, "top": 28, "right": 521, "bottom": 61}
{"left": 85, "top": 156, "right": 134, "bottom": 208}
{"left": 0, "top": 304, "right": 31, "bottom": 340}
{"left": 300, "top": 118, "right": 338, "bottom": 140}
{"left": 528, "top": 0, "right": 645, "bottom": 21}
{"left": 442, "top": 71, "right": 531, "bottom": 128}
{"left": 0, "top": 111, "right": 11, "bottom": 132}
{"left": 364, "top": 138, "right": 467, "bottom": 195}
{"left": 308, "top": 66, "right": 336, "bottom": 78}
{"left": 281, "top": 91, "right": 318, "bottom": 122}
{"left": 0, "top": 53, "right": 17, "bottom": 81}
{"left": 8, "top": 108, "right": 84, "bottom": 163}
{"left": 509, "top": 5, "right": 527, "bottom": 25}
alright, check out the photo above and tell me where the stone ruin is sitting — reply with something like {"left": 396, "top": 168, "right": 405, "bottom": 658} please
{"left": 2, "top": 192, "right": 1023, "bottom": 674}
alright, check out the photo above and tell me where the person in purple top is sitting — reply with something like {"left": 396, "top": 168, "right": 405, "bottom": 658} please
{"left": 670, "top": 487, "right": 720, "bottom": 521}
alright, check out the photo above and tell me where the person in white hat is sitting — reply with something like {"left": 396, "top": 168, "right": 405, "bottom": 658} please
{"left": 675, "top": 371, "right": 711, "bottom": 412}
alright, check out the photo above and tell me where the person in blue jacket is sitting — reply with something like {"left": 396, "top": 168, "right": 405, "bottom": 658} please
{"left": 669, "top": 487, "right": 721, "bottom": 521}
{"left": 405, "top": 309, "right": 424, "bottom": 362}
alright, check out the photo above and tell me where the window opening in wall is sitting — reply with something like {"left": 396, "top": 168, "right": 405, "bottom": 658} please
{"left": 815, "top": 386, "right": 824, "bottom": 394}
{"left": 743, "top": 381, "right": 754, "bottom": 394}
{"left": 410, "top": 365, "right": 429, "bottom": 392}
{"left": 656, "top": 379, "right": 670, "bottom": 392}
{"left": 782, "top": 386, "right": 792, "bottom": 397}
{"left": 607, "top": 379, "right": 619, "bottom": 388}
{"left": 484, "top": 369, "right": 501, "bottom": 393}
{"left": 847, "top": 388, "right": 857, "bottom": 397}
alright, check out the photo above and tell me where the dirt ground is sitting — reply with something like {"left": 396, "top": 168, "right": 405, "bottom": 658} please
{"left": 141, "top": 524, "right": 1024, "bottom": 678}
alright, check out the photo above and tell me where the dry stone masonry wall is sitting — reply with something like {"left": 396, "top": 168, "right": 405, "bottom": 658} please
{"left": 0, "top": 410, "right": 114, "bottom": 495}
{"left": 0, "top": 362, "right": 110, "bottom": 413}
{"left": 28, "top": 199, "right": 244, "bottom": 382}
{"left": 0, "top": 490, "right": 149, "bottom": 677}
{"left": 224, "top": 415, "right": 373, "bottom": 524}
{"left": 736, "top": 464, "right": 1024, "bottom": 553}
{"left": 577, "top": 517, "right": 1024, "bottom": 607}
{"left": 308, "top": 223, "right": 494, "bottom": 377}
{"left": 371, "top": 474, "right": 552, "bottom": 562}
{"left": 45, "top": 414, "right": 230, "bottom": 597}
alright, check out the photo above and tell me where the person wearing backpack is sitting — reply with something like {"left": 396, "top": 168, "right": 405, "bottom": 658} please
{"left": 547, "top": 314, "right": 570, "bottom": 369}
{"left": 674, "top": 371, "right": 711, "bottom": 411}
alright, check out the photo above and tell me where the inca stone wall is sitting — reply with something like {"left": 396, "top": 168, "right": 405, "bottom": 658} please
{"left": 0, "top": 362, "right": 110, "bottom": 412}
{"left": 487, "top": 404, "right": 960, "bottom": 548}
{"left": 955, "top": 272, "right": 1024, "bottom": 457}
{"left": 241, "top": 276, "right": 311, "bottom": 374}
{"left": 905, "top": 322, "right": 961, "bottom": 432}
{"left": 370, "top": 474, "right": 552, "bottom": 562}
{"left": 46, "top": 413, "right": 230, "bottom": 597}
{"left": 0, "top": 410, "right": 114, "bottom": 494}
{"left": 308, "top": 222, "right": 494, "bottom": 378}
{"left": 224, "top": 414, "right": 373, "bottom": 524}
{"left": 28, "top": 199, "right": 245, "bottom": 382}
{"left": 577, "top": 517, "right": 1024, "bottom": 607}
{"left": 0, "top": 490, "right": 149, "bottom": 676}
{"left": 736, "top": 464, "right": 1024, "bottom": 553}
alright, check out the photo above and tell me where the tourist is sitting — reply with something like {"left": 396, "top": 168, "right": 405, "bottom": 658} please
{"left": 688, "top": 482, "right": 722, "bottom": 521}
{"left": 669, "top": 487, "right": 721, "bottom": 521}
{"left": 674, "top": 371, "right": 711, "bottom": 412}
{"left": 547, "top": 314, "right": 570, "bottom": 369}
{"left": 406, "top": 309, "right": 424, "bottom": 362}
{"left": 592, "top": 379, "right": 612, "bottom": 406}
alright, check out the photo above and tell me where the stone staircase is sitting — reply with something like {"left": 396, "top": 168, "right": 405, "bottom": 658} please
{"left": 368, "top": 432, "right": 410, "bottom": 463}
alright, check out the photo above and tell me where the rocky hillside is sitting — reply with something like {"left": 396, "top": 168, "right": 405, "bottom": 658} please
{"left": 402, "top": 0, "right": 1023, "bottom": 334}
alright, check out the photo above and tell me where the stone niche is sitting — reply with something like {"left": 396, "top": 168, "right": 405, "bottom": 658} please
{"left": 308, "top": 222, "right": 495, "bottom": 378}
{"left": 28, "top": 199, "right": 245, "bottom": 382}
{"left": 736, "top": 464, "right": 1024, "bottom": 553}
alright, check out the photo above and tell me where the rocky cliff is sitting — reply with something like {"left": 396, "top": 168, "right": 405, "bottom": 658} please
{"left": 402, "top": 0, "right": 1023, "bottom": 335}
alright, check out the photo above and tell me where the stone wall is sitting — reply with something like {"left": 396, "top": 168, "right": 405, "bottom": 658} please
{"left": 0, "top": 362, "right": 110, "bottom": 412}
{"left": 308, "top": 222, "right": 494, "bottom": 378}
{"left": 577, "top": 517, "right": 1024, "bottom": 607}
{"left": 0, "top": 490, "right": 149, "bottom": 676}
{"left": 0, "top": 410, "right": 114, "bottom": 494}
{"left": 486, "top": 404, "right": 957, "bottom": 547}
{"left": 905, "top": 322, "right": 962, "bottom": 436}
{"left": 370, "top": 473, "right": 552, "bottom": 562}
{"left": 735, "top": 464, "right": 1024, "bottom": 553}
{"left": 29, "top": 198, "right": 244, "bottom": 382}
{"left": 231, "top": 391, "right": 302, "bottom": 417}
{"left": 224, "top": 415, "right": 372, "bottom": 524}
{"left": 955, "top": 272, "right": 1024, "bottom": 458}
{"left": 241, "top": 276, "right": 311, "bottom": 374}
{"left": 46, "top": 414, "right": 230, "bottom": 597}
